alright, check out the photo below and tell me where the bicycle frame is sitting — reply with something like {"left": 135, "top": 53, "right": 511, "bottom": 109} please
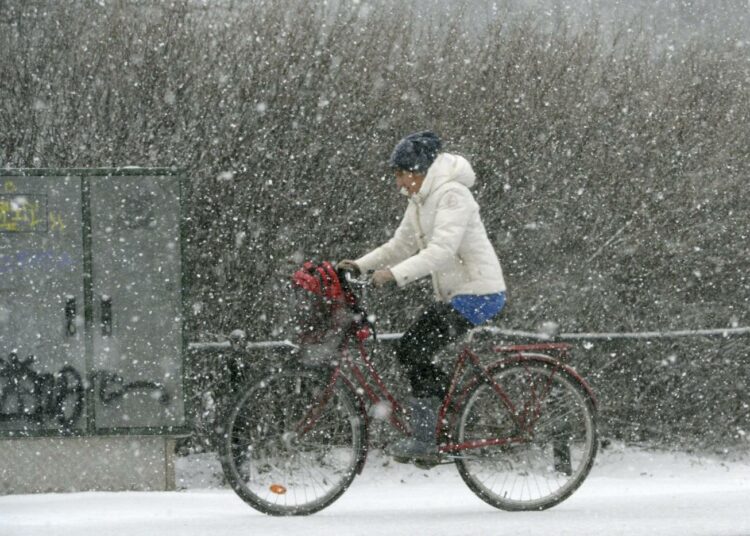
{"left": 296, "top": 330, "right": 595, "bottom": 460}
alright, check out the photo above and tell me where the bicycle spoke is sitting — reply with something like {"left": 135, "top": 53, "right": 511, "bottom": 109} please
{"left": 219, "top": 370, "right": 365, "bottom": 515}
{"left": 455, "top": 361, "right": 597, "bottom": 511}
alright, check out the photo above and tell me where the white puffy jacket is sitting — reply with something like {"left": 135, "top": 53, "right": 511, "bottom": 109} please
{"left": 356, "top": 153, "right": 506, "bottom": 302}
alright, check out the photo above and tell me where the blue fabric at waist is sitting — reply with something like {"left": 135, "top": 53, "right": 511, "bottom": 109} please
{"left": 450, "top": 292, "right": 506, "bottom": 326}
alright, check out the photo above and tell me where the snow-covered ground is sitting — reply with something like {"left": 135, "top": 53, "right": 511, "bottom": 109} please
{"left": 1, "top": 444, "right": 749, "bottom": 536}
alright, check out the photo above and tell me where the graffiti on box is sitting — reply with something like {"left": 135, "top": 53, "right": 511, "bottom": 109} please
{"left": 0, "top": 353, "right": 83, "bottom": 429}
{"left": 0, "top": 352, "right": 171, "bottom": 430}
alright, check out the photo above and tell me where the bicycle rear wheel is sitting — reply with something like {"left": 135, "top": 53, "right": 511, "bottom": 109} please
{"left": 454, "top": 360, "right": 597, "bottom": 511}
{"left": 219, "top": 368, "right": 366, "bottom": 516}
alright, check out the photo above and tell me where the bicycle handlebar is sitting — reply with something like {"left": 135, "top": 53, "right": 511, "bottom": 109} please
{"left": 341, "top": 269, "right": 372, "bottom": 289}
{"left": 339, "top": 269, "right": 374, "bottom": 332}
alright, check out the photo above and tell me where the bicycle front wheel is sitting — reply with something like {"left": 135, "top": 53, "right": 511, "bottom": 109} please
{"left": 219, "top": 368, "right": 367, "bottom": 516}
{"left": 455, "top": 360, "right": 597, "bottom": 511}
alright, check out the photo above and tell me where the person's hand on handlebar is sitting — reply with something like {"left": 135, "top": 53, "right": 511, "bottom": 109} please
{"left": 336, "top": 259, "right": 361, "bottom": 274}
{"left": 372, "top": 269, "right": 395, "bottom": 287}
{"left": 337, "top": 260, "right": 394, "bottom": 287}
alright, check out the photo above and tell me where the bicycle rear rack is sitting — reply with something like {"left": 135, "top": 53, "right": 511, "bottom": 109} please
{"left": 492, "top": 342, "right": 572, "bottom": 359}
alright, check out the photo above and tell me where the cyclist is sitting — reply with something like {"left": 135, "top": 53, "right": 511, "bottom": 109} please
{"left": 339, "top": 130, "right": 507, "bottom": 462}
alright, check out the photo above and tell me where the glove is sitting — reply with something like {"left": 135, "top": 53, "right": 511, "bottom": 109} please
{"left": 336, "top": 259, "right": 361, "bottom": 275}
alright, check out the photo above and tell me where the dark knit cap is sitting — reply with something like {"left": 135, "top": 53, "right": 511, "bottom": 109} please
{"left": 389, "top": 131, "right": 442, "bottom": 173}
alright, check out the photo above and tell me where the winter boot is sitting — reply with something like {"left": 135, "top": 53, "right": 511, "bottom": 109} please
{"left": 387, "top": 397, "right": 440, "bottom": 465}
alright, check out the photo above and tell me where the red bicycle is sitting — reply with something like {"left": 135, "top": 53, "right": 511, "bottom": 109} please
{"left": 219, "top": 264, "right": 598, "bottom": 516}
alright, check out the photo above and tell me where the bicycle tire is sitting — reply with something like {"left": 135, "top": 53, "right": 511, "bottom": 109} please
{"left": 454, "top": 359, "right": 597, "bottom": 511}
{"left": 219, "top": 368, "right": 367, "bottom": 516}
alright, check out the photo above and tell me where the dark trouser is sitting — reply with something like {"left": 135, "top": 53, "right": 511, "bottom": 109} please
{"left": 395, "top": 302, "right": 473, "bottom": 399}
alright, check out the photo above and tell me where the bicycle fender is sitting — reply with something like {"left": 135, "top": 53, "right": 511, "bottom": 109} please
{"left": 487, "top": 353, "right": 598, "bottom": 408}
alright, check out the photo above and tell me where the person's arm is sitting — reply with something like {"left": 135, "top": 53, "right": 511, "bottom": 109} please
{"left": 355, "top": 205, "right": 419, "bottom": 272}
{"left": 389, "top": 187, "right": 473, "bottom": 286}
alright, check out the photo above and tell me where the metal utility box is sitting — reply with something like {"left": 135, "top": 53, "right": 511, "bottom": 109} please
{"left": 0, "top": 168, "right": 185, "bottom": 493}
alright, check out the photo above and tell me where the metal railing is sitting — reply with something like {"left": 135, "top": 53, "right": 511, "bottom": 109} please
{"left": 187, "top": 324, "right": 750, "bottom": 352}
